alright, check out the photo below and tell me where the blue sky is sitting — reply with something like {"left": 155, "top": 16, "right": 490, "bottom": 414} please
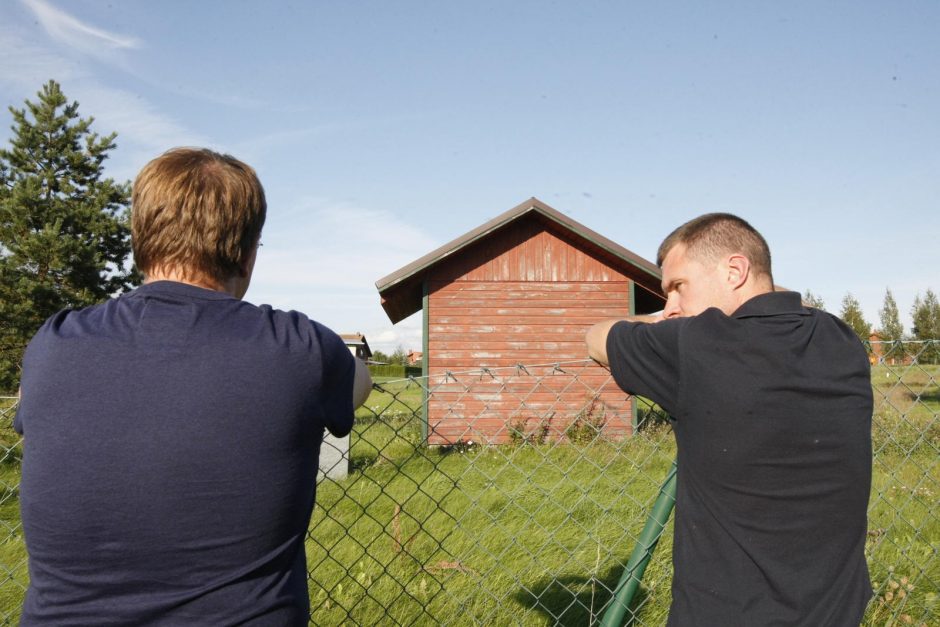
{"left": 1, "top": 0, "right": 937, "bottom": 352}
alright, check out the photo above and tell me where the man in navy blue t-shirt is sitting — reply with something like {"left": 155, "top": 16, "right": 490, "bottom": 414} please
{"left": 586, "top": 214, "right": 872, "bottom": 626}
{"left": 14, "top": 148, "right": 372, "bottom": 625}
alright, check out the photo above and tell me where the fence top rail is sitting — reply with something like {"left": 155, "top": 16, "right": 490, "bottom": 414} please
{"left": 867, "top": 339, "right": 937, "bottom": 344}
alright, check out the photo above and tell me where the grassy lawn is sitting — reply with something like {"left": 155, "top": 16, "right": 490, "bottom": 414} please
{"left": 865, "top": 363, "right": 939, "bottom": 626}
{"left": 303, "top": 367, "right": 939, "bottom": 625}
{"left": 305, "top": 440, "right": 937, "bottom": 624}
{"left": 0, "top": 398, "right": 27, "bottom": 626}
{"left": 310, "top": 420, "right": 677, "bottom": 626}
{"left": 0, "top": 364, "right": 937, "bottom": 625}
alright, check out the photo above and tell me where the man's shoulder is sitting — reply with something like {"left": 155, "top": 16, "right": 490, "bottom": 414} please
{"left": 238, "top": 303, "right": 351, "bottom": 368}
{"left": 252, "top": 304, "right": 344, "bottom": 345}
{"left": 31, "top": 298, "right": 116, "bottom": 340}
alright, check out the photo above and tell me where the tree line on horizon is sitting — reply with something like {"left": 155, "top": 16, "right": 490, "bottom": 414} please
{"left": 1, "top": 81, "right": 938, "bottom": 391}
{"left": 803, "top": 288, "right": 940, "bottom": 363}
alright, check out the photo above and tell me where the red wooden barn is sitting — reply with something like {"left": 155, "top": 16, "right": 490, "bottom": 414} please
{"left": 375, "top": 198, "right": 665, "bottom": 445}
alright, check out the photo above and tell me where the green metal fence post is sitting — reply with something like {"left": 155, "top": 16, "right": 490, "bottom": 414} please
{"left": 421, "top": 279, "right": 429, "bottom": 443}
{"left": 599, "top": 459, "right": 677, "bottom": 627}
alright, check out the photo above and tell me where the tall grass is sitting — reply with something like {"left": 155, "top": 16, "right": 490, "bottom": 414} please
{"left": 864, "top": 363, "right": 939, "bottom": 626}
{"left": 0, "top": 397, "right": 26, "bottom": 626}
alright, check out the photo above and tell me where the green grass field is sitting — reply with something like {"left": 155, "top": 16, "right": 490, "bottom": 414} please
{"left": 306, "top": 368, "right": 939, "bottom": 625}
{"left": 0, "top": 365, "right": 937, "bottom": 625}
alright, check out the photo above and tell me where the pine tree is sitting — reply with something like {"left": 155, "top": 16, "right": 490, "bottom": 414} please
{"left": 878, "top": 288, "right": 903, "bottom": 341}
{"left": 910, "top": 289, "right": 940, "bottom": 363}
{"left": 0, "top": 80, "right": 137, "bottom": 390}
{"left": 839, "top": 293, "right": 870, "bottom": 343}
{"left": 803, "top": 289, "right": 826, "bottom": 310}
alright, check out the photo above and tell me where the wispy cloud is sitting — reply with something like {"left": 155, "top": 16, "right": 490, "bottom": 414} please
{"left": 247, "top": 200, "right": 438, "bottom": 351}
{"left": 23, "top": 0, "right": 140, "bottom": 56}
{"left": 16, "top": 0, "right": 281, "bottom": 113}
{"left": 0, "top": 5, "right": 209, "bottom": 182}
{"left": 74, "top": 84, "right": 212, "bottom": 179}
{"left": 0, "top": 20, "right": 81, "bottom": 88}
{"left": 251, "top": 199, "right": 437, "bottom": 292}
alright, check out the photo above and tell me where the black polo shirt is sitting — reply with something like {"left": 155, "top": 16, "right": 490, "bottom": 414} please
{"left": 607, "top": 291, "right": 873, "bottom": 627}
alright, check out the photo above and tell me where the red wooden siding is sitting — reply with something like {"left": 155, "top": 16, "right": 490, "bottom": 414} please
{"left": 428, "top": 282, "right": 628, "bottom": 366}
{"left": 431, "top": 218, "right": 632, "bottom": 284}
{"left": 425, "top": 219, "right": 636, "bottom": 445}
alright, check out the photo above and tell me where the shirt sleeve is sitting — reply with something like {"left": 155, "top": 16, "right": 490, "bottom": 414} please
{"left": 316, "top": 324, "right": 357, "bottom": 437}
{"left": 13, "top": 404, "right": 24, "bottom": 434}
{"left": 606, "top": 319, "right": 683, "bottom": 415}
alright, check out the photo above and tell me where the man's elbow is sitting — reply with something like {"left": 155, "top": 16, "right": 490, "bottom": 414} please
{"left": 351, "top": 359, "right": 373, "bottom": 409}
{"left": 585, "top": 323, "right": 610, "bottom": 365}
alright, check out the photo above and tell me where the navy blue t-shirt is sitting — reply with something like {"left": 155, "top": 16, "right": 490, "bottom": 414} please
{"left": 607, "top": 291, "right": 873, "bottom": 627}
{"left": 14, "top": 281, "right": 355, "bottom": 625}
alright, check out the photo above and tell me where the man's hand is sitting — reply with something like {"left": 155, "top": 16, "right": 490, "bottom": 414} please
{"left": 586, "top": 313, "right": 664, "bottom": 365}
{"left": 352, "top": 359, "right": 372, "bottom": 409}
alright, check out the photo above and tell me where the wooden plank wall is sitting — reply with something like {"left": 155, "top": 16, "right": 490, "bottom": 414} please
{"left": 426, "top": 219, "right": 635, "bottom": 445}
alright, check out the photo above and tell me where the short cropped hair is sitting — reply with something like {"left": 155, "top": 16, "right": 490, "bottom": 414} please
{"left": 656, "top": 213, "right": 773, "bottom": 282}
{"left": 131, "top": 148, "right": 266, "bottom": 283}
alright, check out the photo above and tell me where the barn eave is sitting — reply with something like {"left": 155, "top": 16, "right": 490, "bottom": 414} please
{"left": 376, "top": 197, "right": 663, "bottom": 324}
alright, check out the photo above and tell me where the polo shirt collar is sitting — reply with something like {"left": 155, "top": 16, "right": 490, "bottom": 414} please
{"left": 732, "top": 291, "right": 808, "bottom": 318}
{"left": 133, "top": 280, "right": 236, "bottom": 301}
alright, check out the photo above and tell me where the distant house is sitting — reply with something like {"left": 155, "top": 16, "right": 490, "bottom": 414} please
{"left": 407, "top": 350, "right": 423, "bottom": 366}
{"left": 375, "top": 198, "right": 666, "bottom": 445}
{"left": 340, "top": 333, "right": 372, "bottom": 361}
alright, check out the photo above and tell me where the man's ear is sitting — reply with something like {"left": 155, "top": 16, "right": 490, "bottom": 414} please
{"left": 726, "top": 254, "right": 750, "bottom": 290}
{"left": 238, "top": 245, "right": 259, "bottom": 278}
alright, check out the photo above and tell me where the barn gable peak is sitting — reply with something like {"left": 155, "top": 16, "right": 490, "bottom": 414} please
{"left": 375, "top": 197, "right": 663, "bottom": 324}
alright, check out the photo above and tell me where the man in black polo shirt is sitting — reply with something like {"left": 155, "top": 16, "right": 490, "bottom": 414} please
{"left": 586, "top": 214, "right": 873, "bottom": 626}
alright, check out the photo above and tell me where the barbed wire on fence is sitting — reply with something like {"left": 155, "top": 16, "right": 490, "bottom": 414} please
{"left": 0, "top": 341, "right": 937, "bottom": 625}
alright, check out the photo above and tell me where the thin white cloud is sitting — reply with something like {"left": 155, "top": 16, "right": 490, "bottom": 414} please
{"left": 23, "top": 0, "right": 140, "bottom": 55}
{"left": 0, "top": 22, "right": 82, "bottom": 88}
{"left": 251, "top": 200, "right": 438, "bottom": 292}
{"left": 246, "top": 201, "right": 438, "bottom": 350}
{"left": 0, "top": 2, "right": 204, "bottom": 182}
{"left": 365, "top": 314, "right": 423, "bottom": 354}
{"left": 225, "top": 126, "right": 351, "bottom": 168}
{"left": 74, "top": 84, "right": 212, "bottom": 178}
{"left": 14, "top": 0, "right": 278, "bottom": 113}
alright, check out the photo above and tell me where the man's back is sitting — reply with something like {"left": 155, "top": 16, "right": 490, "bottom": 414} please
{"left": 607, "top": 292, "right": 873, "bottom": 626}
{"left": 15, "top": 281, "right": 354, "bottom": 624}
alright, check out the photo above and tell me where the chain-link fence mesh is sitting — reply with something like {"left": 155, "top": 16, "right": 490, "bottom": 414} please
{"left": 0, "top": 341, "right": 937, "bottom": 625}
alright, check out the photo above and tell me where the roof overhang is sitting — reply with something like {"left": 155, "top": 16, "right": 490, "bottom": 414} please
{"left": 376, "top": 198, "right": 663, "bottom": 324}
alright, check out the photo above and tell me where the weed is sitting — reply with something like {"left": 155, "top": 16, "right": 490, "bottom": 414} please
{"left": 565, "top": 395, "right": 607, "bottom": 444}
{"left": 509, "top": 416, "right": 550, "bottom": 446}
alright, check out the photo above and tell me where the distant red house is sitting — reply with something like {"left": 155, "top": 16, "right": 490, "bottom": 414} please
{"left": 406, "top": 350, "right": 423, "bottom": 366}
{"left": 375, "top": 198, "right": 665, "bottom": 445}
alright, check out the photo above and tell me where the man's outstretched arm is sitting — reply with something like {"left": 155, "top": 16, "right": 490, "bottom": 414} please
{"left": 352, "top": 358, "right": 372, "bottom": 409}
{"left": 586, "top": 314, "right": 663, "bottom": 365}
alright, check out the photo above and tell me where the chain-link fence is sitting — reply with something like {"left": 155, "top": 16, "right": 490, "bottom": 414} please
{"left": 0, "top": 342, "right": 937, "bottom": 625}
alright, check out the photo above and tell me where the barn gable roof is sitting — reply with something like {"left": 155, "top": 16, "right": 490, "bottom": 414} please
{"left": 376, "top": 197, "right": 664, "bottom": 324}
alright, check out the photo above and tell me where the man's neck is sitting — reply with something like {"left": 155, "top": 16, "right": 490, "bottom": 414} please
{"left": 730, "top": 280, "right": 775, "bottom": 312}
{"left": 144, "top": 268, "right": 241, "bottom": 298}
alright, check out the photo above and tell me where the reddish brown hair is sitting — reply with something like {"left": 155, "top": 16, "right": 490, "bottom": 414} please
{"left": 131, "top": 147, "right": 266, "bottom": 283}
